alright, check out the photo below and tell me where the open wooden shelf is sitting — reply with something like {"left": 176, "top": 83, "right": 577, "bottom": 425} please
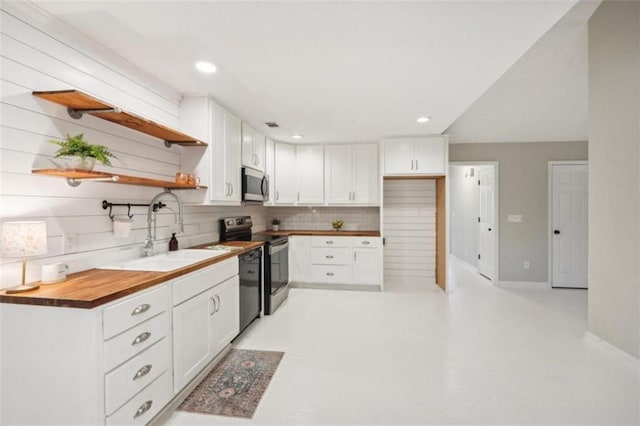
{"left": 32, "top": 169, "right": 206, "bottom": 190}
{"left": 33, "top": 90, "right": 207, "bottom": 147}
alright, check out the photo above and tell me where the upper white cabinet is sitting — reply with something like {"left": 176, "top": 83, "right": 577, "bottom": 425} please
{"left": 325, "top": 144, "right": 378, "bottom": 205}
{"left": 264, "top": 138, "right": 275, "bottom": 206}
{"left": 180, "top": 97, "right": 241, "bottom": 204}
{"left": 383, "top": 136, "right": 447, "bottom": 175}
{"left": 295, "top": 145, "right": 324, "bottom": 204}
{"left": 274, "top": 143, "right": 297, "bottom": 204}
{"left": 241, "top": 122, "right": 266, "bottom": 172}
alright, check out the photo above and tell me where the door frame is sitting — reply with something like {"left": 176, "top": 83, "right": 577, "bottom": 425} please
{"left": 547, "top": 160, "right": 588, "bottom": 288}
{"left": 449, "top": 161, "right": 500, "bottom": 283}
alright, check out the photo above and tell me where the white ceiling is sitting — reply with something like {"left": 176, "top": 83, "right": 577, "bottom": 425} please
{"left": 446, "top": 0, "right": 598, "bottom": 143}
{"left": 32, "top": 0, "right": 580, "bottom": 144}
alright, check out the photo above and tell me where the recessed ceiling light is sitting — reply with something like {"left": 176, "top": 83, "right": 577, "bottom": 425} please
{"left": 291, "top": 134, "right": 303, "bottom": 140}
{"left": 194, "top": 61, "right": 217, "bottom": 74}
{"left": 416, "top": 116, "right": 431, "bottom": 123}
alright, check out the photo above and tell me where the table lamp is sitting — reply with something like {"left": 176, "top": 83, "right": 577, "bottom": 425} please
{"left": 1, "top": 221, "right": 48, "bottom": 294}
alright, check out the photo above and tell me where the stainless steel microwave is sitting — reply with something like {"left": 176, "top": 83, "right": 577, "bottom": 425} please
{"left": 242, "top": 167, "right": 269, "bottom": 203}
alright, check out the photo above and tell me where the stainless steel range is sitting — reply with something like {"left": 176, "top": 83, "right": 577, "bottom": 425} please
{"left": 220, "top": 216, "right": 289, "bottom": 317}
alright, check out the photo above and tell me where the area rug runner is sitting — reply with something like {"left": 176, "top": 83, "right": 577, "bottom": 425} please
{"left": 178, "top": 348, "right": 285, "bottom": 419}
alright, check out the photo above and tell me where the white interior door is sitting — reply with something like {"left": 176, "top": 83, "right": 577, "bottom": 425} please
{"left": 551, "top": 164, "right": 588, "bottom": 288}
{"left": 477, "top": 166, "right": 495, "bottom": 280}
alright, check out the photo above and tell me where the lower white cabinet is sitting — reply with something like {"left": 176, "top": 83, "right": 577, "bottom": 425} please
{"left": 172, "top": 259, "right": 239, "bottom": 392}
{"left": 290, "top": 236, "right": 382, "bottom": 287}
{"left": 0, "top": 257, "right": 240, "bottom": 425}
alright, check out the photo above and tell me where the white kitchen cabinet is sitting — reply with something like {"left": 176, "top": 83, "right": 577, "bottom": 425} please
{"left": 291, "top": 236, "right": 382, "bottom": 287}
{"left": 383, "top": 136, "right": 447, "bottom": 175}
{"left": 180, "top": 96, "right": 241, "bottom": 204}
{"left": 295, "top": 144, "right": 324, "bottom": 204}
{"left": 211, "top": 275, "right": 240, "bottom": 355}
{"left": 264, "top": 138, "right": 275, "bottom": 205}
{"left": 172, "top": 258, "right": 239, "bottom": 392}
{"left": 325, "top": 143, "right": 378, "bottom": 205}
{"left": 1, "top": 284, "right": 172, "bottom": 425}
{"left": 289, "top": 236, "right": 311, "bottom": 282}
{"left": 274, "top": 142, "right": 297, "bottom": 204}
{"left": 242, "top": 122, "right": 266, "bottom": 172}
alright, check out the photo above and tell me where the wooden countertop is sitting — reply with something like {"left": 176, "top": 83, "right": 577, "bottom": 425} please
{"left": 256, "top": 229, "right": 381, "bottom": 237}
{"left": 0, "top": 241, "right": 263, "bottom": 309}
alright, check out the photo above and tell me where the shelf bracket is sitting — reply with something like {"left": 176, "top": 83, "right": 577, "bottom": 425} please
{"left": 67, "top": 107, "right": 122, "bottom": 120}
{"left": 66, "top": 175, "right": 120, "bottom": 187}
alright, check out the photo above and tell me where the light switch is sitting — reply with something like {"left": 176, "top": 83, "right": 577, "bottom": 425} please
{"left": 508, "top": 214, "right": 523, "bottom": 223}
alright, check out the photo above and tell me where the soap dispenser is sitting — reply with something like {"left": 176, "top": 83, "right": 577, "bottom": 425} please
{"left": 169, "top": 233, "right": 179, "bottom": 251}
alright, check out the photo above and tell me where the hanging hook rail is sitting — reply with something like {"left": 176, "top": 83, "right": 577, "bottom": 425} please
{"left": 102, "top": 200, "right": 156, "bottom": 221}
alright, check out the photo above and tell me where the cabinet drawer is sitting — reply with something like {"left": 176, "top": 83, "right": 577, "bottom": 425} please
{"left": 106, "top": 371, "right": 172, "bottom": 426}
{"left": 310, "top": 236, "right": 350, "bottom": 248}
{"left": 104, "top": 338, "right": 171, "bottom": 416}
{"left": 104, "top": 312, "right": 169, "bottom": 372}
{"left": 311, "top": 265, "right": 352, "bottom": 283}
{"left": 351, "top": 237, "right": 382, "bottom": 248}
{"left": 311, "top": 248, "right": 351, "bottom": 265}
{"left": 172, "top": 258, "right": 238, "bottom": 306}
{"left": 103, "top": 285, "right": 169, "bottom": 340}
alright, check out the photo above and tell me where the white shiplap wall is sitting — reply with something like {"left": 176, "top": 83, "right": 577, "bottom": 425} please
{"left": 383, "top": 180, "right": 436, "bottom": 284}
{"left": 0, "top": 4, "right": 267, "bottom": 287}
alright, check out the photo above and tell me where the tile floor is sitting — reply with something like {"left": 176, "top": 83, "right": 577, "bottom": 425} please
{"left": 165, "top": 261, "right": 639, "bottom": 425}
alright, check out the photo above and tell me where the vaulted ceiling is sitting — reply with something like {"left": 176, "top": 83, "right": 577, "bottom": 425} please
{"left": 32, "top": 0, "right": 591, "bottom": 144}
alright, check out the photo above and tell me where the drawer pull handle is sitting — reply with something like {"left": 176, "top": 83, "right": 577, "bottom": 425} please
{"left": 326, "top": 272, "right": 334, "bottom": 276}
{"left": 361, "top": 241, "right": 370, "bottom": 245}
{"left": 131, "top": 332, "right": 151, "bottom": 346}
{"left": 325, "top": 255, "right": 334, "bottom": 259}
{"left": 326, "top": 241, "right": 334, "bottom": 244}
{"left": 131, "top": 304, "right": 150, "bottom": 316}
{"left": 133, "top": 364, "right": 152, "bottom": 381}
{"left": 134, "top": 400, "right": 153, "bottom": 419}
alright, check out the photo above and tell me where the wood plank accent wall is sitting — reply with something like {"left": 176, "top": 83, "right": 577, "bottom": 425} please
{"left": 0, "top": 5, "right": 267, "bottom": 287}
{"left": 383, "top": 179, "right": 437, "bottom": 284}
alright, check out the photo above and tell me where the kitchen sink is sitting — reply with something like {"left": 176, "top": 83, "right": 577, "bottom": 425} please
{"left": 98, "top": 249, "right": 231, "bottom": 272}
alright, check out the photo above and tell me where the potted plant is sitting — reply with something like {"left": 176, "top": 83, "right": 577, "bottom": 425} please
{"left": 50, "top": 133, "right": 116, "bottom": 170}
{"left": 271, "top": 218, "right": 281, "bottom": 231}
{"left": 332, "top": 219, "right": 344, "bottom": 231}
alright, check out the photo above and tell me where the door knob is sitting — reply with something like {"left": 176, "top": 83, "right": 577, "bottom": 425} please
{"left": 488, "top": 228, "right": 492, "bottom": 231}
{"left": 554, "top": 230, "right": 560, "bottom": 235}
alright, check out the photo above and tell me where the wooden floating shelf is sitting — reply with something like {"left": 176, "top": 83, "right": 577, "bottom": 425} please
{"left": 33, "top": 90, "right": 207, "bottom": 147}
{"left": 32, "top": 169, "right": 206, "bottom": 190}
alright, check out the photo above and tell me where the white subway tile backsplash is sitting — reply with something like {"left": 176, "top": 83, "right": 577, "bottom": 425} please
{"left": 267, "top": 207, "right": 379, "bottom": 231}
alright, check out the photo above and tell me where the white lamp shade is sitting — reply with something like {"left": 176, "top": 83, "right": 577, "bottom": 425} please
{"left": 1, "top": 221, "right": 48, "bottom": 257}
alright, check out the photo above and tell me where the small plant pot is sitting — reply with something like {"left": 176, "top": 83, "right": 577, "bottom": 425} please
{"left": 332, "top": 226, "right": 342, "bottom": 231}
{"left": 272, "top": 225, "right": 280, "bottom": 231}
{"left": 59, "top": 156, "right": 96, "bottom": 171}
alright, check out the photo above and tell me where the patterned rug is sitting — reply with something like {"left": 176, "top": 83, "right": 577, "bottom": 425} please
{"left": 178, "top": 349, "right": 285, "bottom": 419}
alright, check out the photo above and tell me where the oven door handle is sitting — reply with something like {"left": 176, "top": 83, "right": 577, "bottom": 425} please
{"left": 269, "top": 242, "right": 289, "bottom": 255}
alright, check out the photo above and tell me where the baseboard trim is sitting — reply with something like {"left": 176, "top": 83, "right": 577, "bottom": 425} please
{"left": 496, "top": 280, "right": 550, "bottom": 289}
{"left": 584, "top": 332, "right": 640, "bottom": 371}
{"left": 290, "top": 281, "right": 381, "bottom": 292}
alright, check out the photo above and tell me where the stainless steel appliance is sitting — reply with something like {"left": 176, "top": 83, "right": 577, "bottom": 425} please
{"left": 241, "top": 167, "right": 269, "bottom": 203}
{"left": 220, "top": 216, "right": 289, "bottom": 316}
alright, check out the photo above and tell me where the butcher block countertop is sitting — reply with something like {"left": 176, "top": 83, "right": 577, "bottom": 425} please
{"left": 257, "top": 229, "right": 381, "bottom": 237}
{"left": 0, "top": 241, "right": 263, "bottom": 309}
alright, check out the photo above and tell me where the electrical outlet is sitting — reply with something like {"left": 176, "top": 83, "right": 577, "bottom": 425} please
{"left": 64, "top": 233, "right": 76, "bottom": 253}
{"left": 523, "top": 261, "right": 530, "bottom": 270}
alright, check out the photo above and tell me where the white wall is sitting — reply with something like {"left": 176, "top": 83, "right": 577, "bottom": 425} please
{"left": 0, "top": 3, "right": 267, "bottom": 287}
{"left": 449, "top": 166, "right": 479, "bottom": 267}
{"left": 587, "top": 0, "right": 639, "bottom": 359}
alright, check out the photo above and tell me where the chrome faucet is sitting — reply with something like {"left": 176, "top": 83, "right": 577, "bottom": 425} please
{"left": 143, "top": 189, "right": 184, "bottom": 256}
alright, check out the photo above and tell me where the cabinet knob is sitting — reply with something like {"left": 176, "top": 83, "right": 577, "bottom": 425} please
{"left": 131, "top": 331, "right": 151, "bottom": 346}
{"left": 134, "top": 400, "right": 153, "bottom": 419}
{"left": 131, "top": 303, "right": 150, "bottom": 316}
{"left": 133, "top": 364, "right": 152, "bottom": 381}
